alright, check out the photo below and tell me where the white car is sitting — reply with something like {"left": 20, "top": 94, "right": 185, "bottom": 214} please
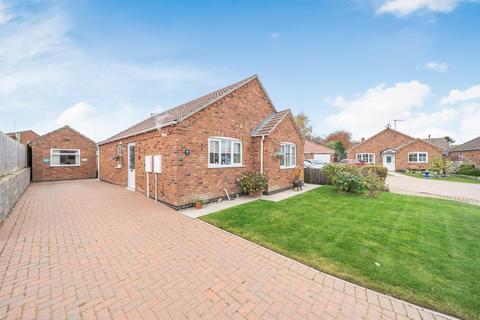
{"left": 304, "top": 159, "right": 327, "bottom": 169}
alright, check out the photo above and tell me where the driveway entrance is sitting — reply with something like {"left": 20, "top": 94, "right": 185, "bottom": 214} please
{"left": 0, "top": 180, "right": 454, "bottom": 319}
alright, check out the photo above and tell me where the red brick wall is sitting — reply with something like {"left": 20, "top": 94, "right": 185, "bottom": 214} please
{"left": 396, "top": 140, "right": 443, "bottom": 171}
{"left": 99, "top": 79, "right": 304, "bottom": 207}
{"left": 346, "top": 129, "right": 412, "bottom": 165}
{"left": 449, "top": 150, "right": 480, "bottom": 167}
{"left": 31, "top": 127, "right": 97, "bottom": 182}
{"left": 263, "top": 114, "right": 304, "bottom": 191}
{"left": 7, "top": 130, "right": 39, "bottom": 145}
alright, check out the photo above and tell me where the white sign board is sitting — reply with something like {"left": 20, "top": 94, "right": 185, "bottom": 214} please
{"left": 145, "top": 155, "right": 153, "bottom": 173}
{"left": 153, "top": 155, "right": 162, "bottom": 173}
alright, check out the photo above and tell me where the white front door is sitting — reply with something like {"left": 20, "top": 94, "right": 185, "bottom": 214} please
{"left": 314, "top": 154, "right": 331, "bottom": 163}
{"left": 383, "top": 154, "right": 395, "bottom": 171}
{"left": 127, "top": 143, "right": 136, "bottom": 190}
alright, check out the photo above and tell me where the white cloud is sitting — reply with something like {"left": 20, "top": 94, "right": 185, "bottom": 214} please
{"left": 0, "top": 1, "right": 13, "bottom": 24}
{"left": 270, "top": 32, "right": 279, "bottom": 39}
{"left": 326, "top": 81, "right": 431, "bottom": 138}
{"left": 56, "top": 102, "right": 142, "bottom": 142}
{"left": 377, "top": 0, "right": 461, "bottom": 16}
{"left": 440, "top": 84, "right": 480, "bottom": 104}
{"left": 324, "top": 81, "right": 480, "bottom": 144}
{"left": 423, "top": 61, "right": 449, "bottom": 72}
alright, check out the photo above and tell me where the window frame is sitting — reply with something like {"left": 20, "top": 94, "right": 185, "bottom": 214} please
{"left": 50, "top": 148, "right": 81, "bottom": 167}
{"left": 115, "top": 144, "right": 122, "bottom": 169}
{"left": 408, "top": 152, "right": 428, "bottom": 163}
{"left": 208, "top": 137, "right": 243, "bottom": 168}
{"left": 280, "top": 142, "right": 297, "bottom": 169}
{"left": 356, "top": 153, "right": 375, "bottom": 164}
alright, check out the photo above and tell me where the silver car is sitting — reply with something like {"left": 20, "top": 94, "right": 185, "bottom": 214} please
{"left": 304, "top": 159, "right": 327, "bottom": 169}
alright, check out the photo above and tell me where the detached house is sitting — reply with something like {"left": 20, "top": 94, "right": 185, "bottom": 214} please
{"left": 98, "top": 75, "right": 304, "bottom": 209}
{"left": 346, "top": 128, "right": 443, "bottom": 171}
{"left": 449, "top": 136, "right": 480, "bottom": 167}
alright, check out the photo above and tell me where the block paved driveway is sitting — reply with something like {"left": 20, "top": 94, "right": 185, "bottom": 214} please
{"left": 386, "top": 173, "right": 480, "bottom": 205}
{"left": 0, "top": 180, "right": 455, "bottom": 320}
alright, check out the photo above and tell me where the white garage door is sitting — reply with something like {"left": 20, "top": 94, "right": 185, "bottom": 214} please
{"left": 313, "top": 154, "right": 331, "bottom": 163}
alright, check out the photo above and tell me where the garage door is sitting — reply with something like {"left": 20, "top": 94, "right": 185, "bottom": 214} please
{"left": 313, "top": 154, "right": 331, "bottom": 163}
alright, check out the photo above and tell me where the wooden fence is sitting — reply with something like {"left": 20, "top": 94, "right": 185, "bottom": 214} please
{"left": 0, "top": 131, "right": 27, "bottom": 176}
{"left": 304, "top": 167, "right": 329, "bottom": 185}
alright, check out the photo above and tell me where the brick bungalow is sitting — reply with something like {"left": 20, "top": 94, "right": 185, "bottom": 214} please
{"left": 98, "top": 75, "right": 304, "bottom": 209}
{"left": 304, "top": 140, "right": 335, "bottom": 163}
{"left": 31, "top": 126, "right": 97, "bottom": 182}
{"left": 449, "top": 136, "right": 480, "bottom": 167}
{"left": 6, "top": 130, "right": 39, "bottom": 145}
{"left": 346, "top": 128, "right": 443, "bottom": 171}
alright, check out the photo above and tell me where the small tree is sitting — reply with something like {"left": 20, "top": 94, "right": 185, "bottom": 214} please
{"left": 327, "top": 140, "right": 346, "bottom": 160}
{"left": 295, "top": 112, "right": 313, "bottom": 138}
{"left": 325, "top": 130, "right": 353, "bottom": 150}
{"left": 429, "top": 157, "right": 451, "bottom": 175}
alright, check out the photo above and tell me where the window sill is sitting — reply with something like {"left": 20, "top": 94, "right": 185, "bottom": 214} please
{"left": 115, "top": 166, "right": 122, "bottom": 169}
{"left": 50, "top": 164, "right": 81, "bottom": 167}
{"left": 408, "top": 161, "right": 428, "bottom": 164}
{"left": 208, "top": 164, "right": 244, "bottom": 169}
{"left": 280, "top": 166, "right": 296, "bottom": 170}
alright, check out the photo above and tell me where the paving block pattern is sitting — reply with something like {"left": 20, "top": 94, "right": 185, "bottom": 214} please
{"left": 0, "top": 180, "right": 456, "bottom": 319}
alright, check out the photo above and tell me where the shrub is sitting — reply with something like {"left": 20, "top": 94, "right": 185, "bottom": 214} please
{"left": 327, "top": 164, "right": 363, "bottom": 193}
{"left": 322, "top": 163, "right": 336, "bottom": 183}
{"left": 429, "top": 157, "right": 451, "bottom": 175}
{"left": 361, "top": 165, "right": 388, "bottom": 181}
{"left": 239, "top": 172, "right": 268, "bottom": 194}
{"left": 458, "top": 164, "right": 480, "bottom": 177}
{"left": 363, "top": 172, "right": 384, "bottom": 197}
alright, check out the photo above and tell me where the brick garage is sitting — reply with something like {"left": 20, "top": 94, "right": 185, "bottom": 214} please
{"left": 6, "top": 130, "right": 40, "bottom": 145}
{"left": 304, "top": 140, "right": 335, "bottom": 163}
{"left": 98, "top": 75, "right": 304, "bottom": 209}
{"left": 346, "top": 128, "right": 443, "bottom": 171}
{"left": 31, "top": 126, "right": 97, "bottom": 182}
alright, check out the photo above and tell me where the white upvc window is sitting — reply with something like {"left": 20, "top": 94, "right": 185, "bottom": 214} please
{"left": 208, "top": 137, "right": 242, "bottom": 168}
{"left": 50, "top": 149, "right": 80, "bottom": 167}
{"left": 280, "top": 143, "right": 296, "bottom": 169}
{"left": 408, "top": 152, "right": 428, "bottom": 163}
{"left": 357, "top": 153, "right": 375, "bottom": 163}
{"left": 115, "top": 144, "right": 122, "bottom": 168}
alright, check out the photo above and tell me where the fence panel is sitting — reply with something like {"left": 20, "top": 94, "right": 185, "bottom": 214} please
{"left": 304, "top": 167, "right": 329, "bottom": 185}
{"left": 0, "top": 131, "right": 27, "bottom": 176}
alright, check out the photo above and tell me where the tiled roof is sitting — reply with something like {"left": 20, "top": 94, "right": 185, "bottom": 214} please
{"left": 422, "top": 138, "right": 449, "bottom": 151}
{"left": 304, "top": 140, "right": 335, "bottom": 154}
{"left": 450, "top": 136, "right": 480, "bottom": 152}
{"left": 251, "top": 110, "right": 290, "bottom": 136}
{"left": 100, "top": 75, "right": 259, "bottom": 144}
{"left": 392, "top": 139, "right": 416, "bottom": 151}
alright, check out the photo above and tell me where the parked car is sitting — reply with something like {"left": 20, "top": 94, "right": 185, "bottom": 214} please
{"left": 304, "top": 159, "right": 327, "bottom": 169}
{"left": 339, "top": 159, "right": 366, "bottom": 167}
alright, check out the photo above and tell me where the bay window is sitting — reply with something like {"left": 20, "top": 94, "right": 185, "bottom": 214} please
{"left": 209, "top": 138, "right": 242, "bottom": 167}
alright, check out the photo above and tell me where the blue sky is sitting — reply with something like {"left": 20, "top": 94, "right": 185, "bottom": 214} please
{"left": 1, "top": 0, "right": 480, "bottom": 142}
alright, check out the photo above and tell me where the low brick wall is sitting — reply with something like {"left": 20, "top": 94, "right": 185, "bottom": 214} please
{"left": 0, "top": 168, "right": 30, "bottom": 220}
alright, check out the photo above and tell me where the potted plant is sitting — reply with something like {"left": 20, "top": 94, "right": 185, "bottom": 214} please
{"left": 194, "top": 198, "right": 205, "bottom": 209}
{"left": 239, "top": 172, "right": 268, "bottom": 197}
{"left": 274, "top": 150, "right": 283, "bottom": 159}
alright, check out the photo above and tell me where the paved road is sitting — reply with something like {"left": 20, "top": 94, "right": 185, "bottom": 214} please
{"left": 386, "top": 173, "right": 480, "bottom": 205}
{"left": 0, "top": 180, "right": 455, "bottom": 319}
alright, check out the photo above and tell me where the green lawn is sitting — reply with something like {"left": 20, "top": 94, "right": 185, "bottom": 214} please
{"left": 202, "top": 186, "right": 480, "bottom": 320}
{"left": 402, "top": 171, "right": 480, "bottom": 184}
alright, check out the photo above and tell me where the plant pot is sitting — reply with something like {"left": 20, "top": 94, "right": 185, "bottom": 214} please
{"left": 248, "top": 191, "right": 263, "bottom": 198}
{"left": 194, "top": 202, "right": 203, "bottom": 209}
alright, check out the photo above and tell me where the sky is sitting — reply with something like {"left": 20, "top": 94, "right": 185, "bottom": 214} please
{"left": 1, "top": 0, "right": 480, "bottom": 143}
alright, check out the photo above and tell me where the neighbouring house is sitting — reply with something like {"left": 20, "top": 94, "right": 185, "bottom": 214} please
{"left": 304, "top": 140, "right": 335, "bottom": 163}
{"left": 346, "top": 128, "right": 443, "bottom": 171}
{"left": 448, "top": 136, "right": 480, "bottom": 167}
{"left": 98, "top": 75, "right": 304, "bottom": 209}
{"left": 6, "top": 130, "right": 39, "bottom": 145}
{"left": 31, "top": 126, "right": 97, "bottom": 182}
{"left": 422, "top": 137, "right": 450, "bottom": 155}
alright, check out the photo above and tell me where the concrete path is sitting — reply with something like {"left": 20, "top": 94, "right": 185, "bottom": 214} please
{"left": 0, "top": 180, "right": 455, "bottom": 319}
{"left": 181, "top": 183, "right": 320, "bottom": 218}
{"left": 387, "top": 173, "right": 480, "bottom": 205}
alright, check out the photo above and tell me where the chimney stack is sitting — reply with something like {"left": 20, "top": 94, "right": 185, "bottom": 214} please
{"left": 361, "top": 137, "right": 365, "bottom": 142}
